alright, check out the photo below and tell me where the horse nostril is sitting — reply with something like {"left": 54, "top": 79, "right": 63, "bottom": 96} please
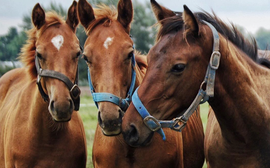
{"left": 126, "top": 125, "right": 139, "bottom": 145}
{"left": 98, "top": 111, "right": 104, "bottom": 128}
{"left": 69, "top": 99, "right": 74, "bottom": 111}
{"left": 50, "top": 100, "right": 55, "bottom": 112}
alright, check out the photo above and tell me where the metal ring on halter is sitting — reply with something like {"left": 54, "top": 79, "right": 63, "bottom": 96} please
{"left": 70, "top": 84, "right": 81, "bottom": 100}
{"left": 143, "top": 116, "right": 162, "bottom": 132}
{"left": 172, "top": 117, "right": 187, "bottom": 132}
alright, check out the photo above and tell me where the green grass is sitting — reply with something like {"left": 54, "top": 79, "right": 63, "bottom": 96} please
{"left": 79, "top": 96, "right": 97, "bottom": 168}
{"left": 79, "top": 96, "right": 210, "bottom": 168}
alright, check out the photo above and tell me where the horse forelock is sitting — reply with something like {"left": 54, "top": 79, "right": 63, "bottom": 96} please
{"left": 19, "top": 12, "right": 65, "bottom": 79}
{"left": 156, "top": 11, "right": 258, "bottom": 62}
{"left": 85, "top": 4, "right": 118, "bottom": 35}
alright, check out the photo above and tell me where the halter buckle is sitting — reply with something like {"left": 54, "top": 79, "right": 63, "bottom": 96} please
{"left": 210, "top": 51, "right": 221, "bottom": 70}
{"left": 143, "top": 116, "right": 161, "bottom": 132}
{"left": 70, "top": 84, "right": 81, "bottom": 100}
{"left": 172, "top": 117, "right": 187, "bottom": 131}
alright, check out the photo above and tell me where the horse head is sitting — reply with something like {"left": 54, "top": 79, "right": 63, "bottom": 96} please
{"left": 122, "top": 2, "right": 212, "bottom": 147}
{"left": 78, "top": 0, "right": 135, "bottom": 135}
{"left": 32, "top": 2, "right": 81, "bottom": 122}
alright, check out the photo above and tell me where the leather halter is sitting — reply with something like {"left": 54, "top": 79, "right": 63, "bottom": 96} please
{"left": 132, "top": 21, "right": 221, "bottom": 140}
{"left": 88, "top": 53, "right": 136, "bottom": 111}
{"left": 35, "top": 53, "right": 81, "bottom": 111}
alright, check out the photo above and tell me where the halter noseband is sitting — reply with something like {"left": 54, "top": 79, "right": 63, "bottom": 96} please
{"left": 35, "top": 53, "right": 81, "bottom": 111}
{"left": 88, "top": 52, "right": 136, "bottom": 111}
{"left": 132, "top": 21, "right": 221, "bottom": 140}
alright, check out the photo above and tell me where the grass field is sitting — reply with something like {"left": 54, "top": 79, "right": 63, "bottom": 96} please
{"left": 79, "top": 95, "right": 209, "bottom": 168}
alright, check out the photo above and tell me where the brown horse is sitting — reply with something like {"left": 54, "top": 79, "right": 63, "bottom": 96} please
{"left": 122, "top": 1, "right": 270, "bottom": 168}
{"left": 0, "top": 2, "right": 86, "bottom": 167}
{"left": 78, "top": 0, "right": 204, "bottom": 167}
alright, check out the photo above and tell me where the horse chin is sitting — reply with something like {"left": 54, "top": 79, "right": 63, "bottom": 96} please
{"left": 127, "top": 132, "right": 154, "bottom": 148}
{"left": 101, "top": 127, "right": 121, "bottom": 136}
{"left": 53, "top": 117, "right": 71, "bottom": 122}
{"left": 51, "top": 113, "right": 72, "bottom": 122}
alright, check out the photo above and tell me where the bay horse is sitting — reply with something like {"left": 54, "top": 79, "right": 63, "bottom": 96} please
{"left": 0, "top": 2, "right": 86, "bottom": 167}
{"left": 122, "top": 1, "right": 270, "bottom": 168}
{"left": 78, "top": 0, "right": 204, "bottom": 167}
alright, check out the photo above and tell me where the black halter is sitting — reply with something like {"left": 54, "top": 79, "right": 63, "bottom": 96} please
{"left": 35, "top": 53, "right": 81, "bottom": 111}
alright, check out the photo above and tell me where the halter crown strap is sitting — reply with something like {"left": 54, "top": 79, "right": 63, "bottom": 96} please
{"left": 88, "top": 53, "right": 136, "bottom": 111}
{"left": 131, "top": 21, "right": 221, "bottom": 140}
{"left": 35, "top": 56, "right": 81, "bottom": 111}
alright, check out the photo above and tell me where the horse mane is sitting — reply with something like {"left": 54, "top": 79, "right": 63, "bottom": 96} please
{"left": 85, "top": 4, "right": 118, "bottom": 35}
{"left": 156, "top": 11, "right": 258, "bottom": 61}
{"left": 19, "top": 12, "right": 65, "bottom": 79}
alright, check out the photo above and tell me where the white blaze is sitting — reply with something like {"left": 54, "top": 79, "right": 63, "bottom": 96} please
{"left": 103, "top": 37, "right": 114, "bottom": 49}
{"left": 51, "top": 35, "right": 64, "bottom": 51}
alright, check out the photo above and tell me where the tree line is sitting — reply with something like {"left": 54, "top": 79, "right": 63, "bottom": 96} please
{"left": 1, "top": 0, "right": 270, "bottom": 83}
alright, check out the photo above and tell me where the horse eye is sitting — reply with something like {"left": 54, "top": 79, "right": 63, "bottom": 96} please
{"left": 171, "top": 64, "right": 186, "bottom": 73}
{"left": 128, "top": 51, "right": 134, "bottom": 59}
{"left": 36, "top": 52, "right": 42, "bottom": 59}
{"left": 76, "top": 51, "right": 81, "bottom": 58}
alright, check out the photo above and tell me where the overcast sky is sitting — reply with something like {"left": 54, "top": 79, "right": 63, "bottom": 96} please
{"left": 0, "top": 0, "right": 270, "bottom": 35}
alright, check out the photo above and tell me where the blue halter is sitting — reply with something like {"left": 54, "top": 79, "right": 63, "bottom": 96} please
{"left": 88, "top": 53, "right": 136, "bottom": 111}
{"left": 131, "top": 21, "right": 221, "bottom": 141}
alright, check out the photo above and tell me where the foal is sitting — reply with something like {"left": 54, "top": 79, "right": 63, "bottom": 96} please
{"left": 0, "top": 2, "right": 86, "bottom": 167}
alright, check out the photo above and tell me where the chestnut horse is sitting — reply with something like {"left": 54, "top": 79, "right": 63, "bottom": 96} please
{"left": 78, "top": 0, "right": 204, "bottom": 167}
{"left": 0, "top": 2, "right": 86, "bottom": 167}
{"left": 122, "top": 1, "right": 270, "bottom": 168}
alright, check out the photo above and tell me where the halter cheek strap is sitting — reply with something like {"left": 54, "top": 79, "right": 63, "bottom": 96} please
{"left": 35, "top": 55, "right": 81, "bottom": 111}
{"left": 132, "top": 21, "right": 221, "bottom": 140}
{"left": 88, "top": 53, "right": 136, "bottom": 111}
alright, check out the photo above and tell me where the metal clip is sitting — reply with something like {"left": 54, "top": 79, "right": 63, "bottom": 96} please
{"left": 143, "top": 116, "right": 161, "bottom": 132}
{"left": 172, "top": 117, "right": 187, "bottom": 131}
{"left": 209, "top": 51, "right": 221, "bottom": 70}
{"left": 70, "top": 84, "right": 81, "bottom": 99}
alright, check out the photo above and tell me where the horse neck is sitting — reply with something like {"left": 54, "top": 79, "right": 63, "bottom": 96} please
{"left": 209, "top": 37, "right": 270, "bottom": 141}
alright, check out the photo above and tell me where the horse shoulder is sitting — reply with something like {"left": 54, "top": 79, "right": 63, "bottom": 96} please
{"left": 0, "top": 68, "right": 29, "bottom": 105}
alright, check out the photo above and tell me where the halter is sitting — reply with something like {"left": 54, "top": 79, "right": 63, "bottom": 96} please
{"left": 132, "top": 21, "right": 221, "bottom": 140}
{"left": 88, "top": 52, "right": 136, "bottom": 111}
{"left": 35, "top": 53, "right": 81, "bottom": 111}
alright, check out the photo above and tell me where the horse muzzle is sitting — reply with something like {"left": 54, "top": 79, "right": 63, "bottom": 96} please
{"left": 49, "top": 98, "right": 74, "bottom": 122}
{"left": 98, "top": 108, "right": 124, "bottom": 136}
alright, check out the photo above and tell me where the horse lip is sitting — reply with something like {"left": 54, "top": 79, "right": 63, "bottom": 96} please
{"left": 53, "top": 117, "right": 71, "bottom": 122}
{"left": 101, "top": 128, "right": 121, "bottom": 136}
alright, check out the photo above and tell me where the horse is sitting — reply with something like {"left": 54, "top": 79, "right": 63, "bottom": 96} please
{"left": 78, "top": 0, "right": 204, "bottom": 167}
{"left": 122, "top": 1, "right": 270, "bottom": 167}
{"left": 0, "top": 2, "right": 86, "bottom": 167}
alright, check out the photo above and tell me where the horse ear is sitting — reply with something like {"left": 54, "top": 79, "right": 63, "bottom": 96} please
{"left": 182, "top": 5, "right": 200, "bottom": 37}
{"left": 150, "top": 0, "right": 175, "bottom": 21}
{"left": 32, "top": 3, "right": 45, "bottom": 30}
{"left": 66, "top": 1, "right": 79, "bottom": 32}
{"left": 77, "top": 0, "right": 95, "bottom": 29}
{"left": 117, "top": 0, "right": 133, "bottom": 33}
